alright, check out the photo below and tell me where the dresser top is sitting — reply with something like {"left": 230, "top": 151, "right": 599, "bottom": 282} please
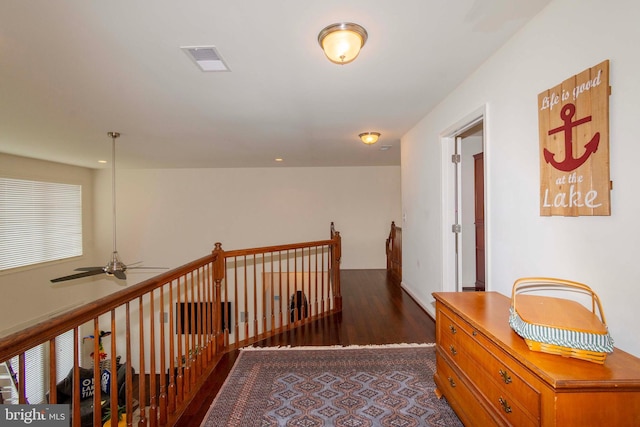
{"left": 433, "top": 291, "right": 640, "bottom": 390}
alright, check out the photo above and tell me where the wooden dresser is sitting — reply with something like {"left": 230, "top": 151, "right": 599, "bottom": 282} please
{"left": 433, "top": 291, "right": 640, "bottom": 426}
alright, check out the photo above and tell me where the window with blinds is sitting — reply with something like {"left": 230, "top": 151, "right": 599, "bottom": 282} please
{"left": 9, "top": 346, "right": 45, "bottom": 404}
{"left": 8, "top": 330, "right": 77, "bottom": 404}
{"left": 0, "top": 177, "right": 82, "bottom": 271}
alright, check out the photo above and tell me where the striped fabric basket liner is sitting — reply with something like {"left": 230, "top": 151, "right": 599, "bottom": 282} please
{"left": 509, "top": 277, "right": 614, "bottom": 364}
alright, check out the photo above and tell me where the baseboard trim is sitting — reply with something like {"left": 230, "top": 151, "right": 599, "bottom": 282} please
{"left": 400, "top": 280, "right": 436, "bottom": 321}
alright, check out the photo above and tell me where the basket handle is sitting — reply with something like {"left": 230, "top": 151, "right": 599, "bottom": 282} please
{"left": 511, "top": 277, "right": 607, "bottom": 326}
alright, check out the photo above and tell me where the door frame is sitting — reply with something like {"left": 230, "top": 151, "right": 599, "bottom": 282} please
{"left": 440, "top": 105, "right": 488, "bottom": 293}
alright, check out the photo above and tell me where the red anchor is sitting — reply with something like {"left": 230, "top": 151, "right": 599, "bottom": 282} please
{"left": 544, "top": 103, "right": 600, "bottom": 172}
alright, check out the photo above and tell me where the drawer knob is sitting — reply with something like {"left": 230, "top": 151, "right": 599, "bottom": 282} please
{"left": 499, "top": 369, "right": 512, "bottom": 384}
{"left": 448, "top": 377, "right": 457, "bottom": 388}
{"left": 472, "top": 330, "right": 478, "bottom": 336}
{"left": 449, "top": 345, "right": 457, "bottom": 356}
{"left": 499, "top": 397, "right": 512, "bottom": 414}
{"left": 449, "top": 324, "right": 457, "bottom": 334}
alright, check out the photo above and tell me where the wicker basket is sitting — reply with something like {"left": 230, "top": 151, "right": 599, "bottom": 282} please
{"left": 509, "top": 277, "right": 614, "bottom": 364}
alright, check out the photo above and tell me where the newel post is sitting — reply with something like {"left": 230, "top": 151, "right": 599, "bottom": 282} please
{"left": 332, "top": 230, "right": 342, "bottom": 312}
{"left": 386, "top": 221, "right": 396, "bottom": 270}
{"left": 212, "top": 242, "right": 225, "bottom": 354}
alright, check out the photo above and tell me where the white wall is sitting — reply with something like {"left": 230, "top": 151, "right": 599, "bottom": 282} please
{"left": 0, "top": 154, "right": 101, "bottom": 336}
{"left": 1, "top": 161, "right": 400, "bottom": 334}
{"left": 401, "top": 0, "right": 640, "bottom": 356}
{"left": 95, "top": 166, "right": 401, "bottom": 277}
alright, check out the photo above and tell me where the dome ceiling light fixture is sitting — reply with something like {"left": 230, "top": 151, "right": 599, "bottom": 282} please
{"left": 318, "top": 22, "right": 368, "bottom": 65}
{"left": 359, "top": 132, "right": 381, "bottom": 145}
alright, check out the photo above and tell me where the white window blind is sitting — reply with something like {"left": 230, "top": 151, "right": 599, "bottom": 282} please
{"left": 0, "top": 177, "right": 82, "bottom": 271}
{"left": 10, "top": 345, "right": 45, "bottom": 404}
{"left": 8, "top": 330, "right": 76, "bottom": 405}
{"left": 55, "top": 330, "right": 77, "bottom": 381}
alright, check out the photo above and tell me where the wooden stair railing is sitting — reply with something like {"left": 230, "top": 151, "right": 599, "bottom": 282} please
{"left": 386, "top": 221, "right": 402, "bottom": 285}
{"left": 0, "top": 223, "right": 341, "bottom": 427}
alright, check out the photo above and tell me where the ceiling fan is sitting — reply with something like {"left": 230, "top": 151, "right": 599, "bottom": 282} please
{"left": 51, "top": 132, "right": 161, "bottom": 283}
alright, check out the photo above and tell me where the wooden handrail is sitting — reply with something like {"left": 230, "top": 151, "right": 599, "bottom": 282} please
{"left": 0, "top": 223, "right": 341, "bottom": 427}
{"left": 223, "top": 239, "right": 335, "bottom": 257}
{"left": 0, "top": 254, "right": 216, "bottom": 361}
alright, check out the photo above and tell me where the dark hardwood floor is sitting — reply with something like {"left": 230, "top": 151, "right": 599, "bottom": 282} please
{"left": 175, "top": 269, "right": 436, "bottom": 426}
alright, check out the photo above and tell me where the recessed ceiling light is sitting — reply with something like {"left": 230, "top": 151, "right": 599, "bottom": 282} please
{"left": 181, "top": 46, "right": 230, "bottom": 72}
{"left": 98, "top": 160, "right": 107, "bottom": 164}
{"left": 275, "top": 158, "right": 284, "bottom": 162}
{"left": 379, "top": 145, "right": 392, "bottom": 151}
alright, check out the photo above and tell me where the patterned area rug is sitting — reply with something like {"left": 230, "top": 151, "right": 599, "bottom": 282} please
{"left": 201, "top": 344, "right": 462, "bottom": 427}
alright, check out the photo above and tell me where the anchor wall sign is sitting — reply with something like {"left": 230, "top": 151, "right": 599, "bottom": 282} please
{"left": 538, "top": 60, "right": 611, "bottom": 216}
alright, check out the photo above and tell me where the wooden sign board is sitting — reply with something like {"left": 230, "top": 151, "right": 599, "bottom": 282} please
{"left": 538, "top": 60, "right": 611, "bottom": 216}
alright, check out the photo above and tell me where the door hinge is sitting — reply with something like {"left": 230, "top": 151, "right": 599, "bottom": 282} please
{"left": 452, "top": 224, "right": 461, "bottom": 233}
{"left": 451, "top": 154, "right": 461, "bottom": 163}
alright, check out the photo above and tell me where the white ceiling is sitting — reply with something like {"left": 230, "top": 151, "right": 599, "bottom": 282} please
{"left": 0, "top": 0, "right": 550, "bottom": 169}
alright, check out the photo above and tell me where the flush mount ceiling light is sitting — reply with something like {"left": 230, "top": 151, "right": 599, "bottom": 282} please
{"left": 359, "top": 132, "right": 381, "bottom": 145}
{"left": 318, "top": 22, "right": 368, "bottom": 65}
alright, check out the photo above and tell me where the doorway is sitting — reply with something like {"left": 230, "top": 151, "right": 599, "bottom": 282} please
{"left": 440, "top": 107, "right": 486, "bottom": 293}
{"left": 461, "top": 128, "right": 484, "bottom": 291}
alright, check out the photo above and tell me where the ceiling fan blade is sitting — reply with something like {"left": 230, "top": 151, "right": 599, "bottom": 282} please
{"left": 74, "top": 267, "right": 105, "bottom": 271}
{"left": 51, "top": 269, "right": 105, "bottom": 283}
{"left": 113, "top": 270, "right": 127, "bottom": 280}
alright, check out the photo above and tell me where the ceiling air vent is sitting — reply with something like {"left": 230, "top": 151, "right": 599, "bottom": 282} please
{"left": 181, "top": 46, "right": 230, "bottom": 72}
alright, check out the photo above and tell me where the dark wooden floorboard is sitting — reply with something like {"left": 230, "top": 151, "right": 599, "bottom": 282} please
{"left": 175, "top": 269, "right": 435, "bottom": 426}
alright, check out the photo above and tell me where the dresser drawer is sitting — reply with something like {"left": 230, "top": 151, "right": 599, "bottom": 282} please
{"left": 438, "top": 301, "right": 541, "bottom": 421}
{"left": 436, "top": 305, "right": 474, "bottom": 361}
{"left": 469, "top": 328, "right": 541, "bottom": 419}
{"left": 472, "top": 367, "right": 538, "bottom": 427}
{"left": 438, "top": 304, "right": 476, "bottom": 339}
{"left": 435, "top": 350, "right": 499, "bottom": 427}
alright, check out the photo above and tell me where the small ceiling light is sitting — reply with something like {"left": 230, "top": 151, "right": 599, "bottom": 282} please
{"left": 318, "top": 22, "right": 368, "bottom": 65}
{"left": 98, "top": 160, "right": 107, "bottom": 164}
{"left": 275, "top": 158, "right": 283, "bottom": 162}
{"left": 359, "top": 132, "right": 381, "bottom": 145}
